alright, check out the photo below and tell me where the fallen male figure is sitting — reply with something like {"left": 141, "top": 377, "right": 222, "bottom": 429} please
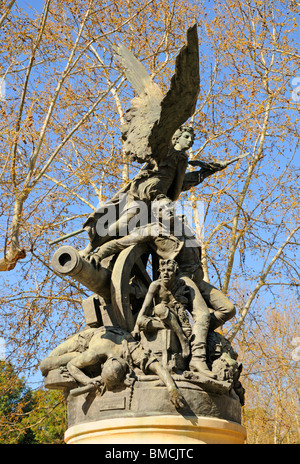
{"left": 40, "top": 325, "right": 185, "bottom": 409}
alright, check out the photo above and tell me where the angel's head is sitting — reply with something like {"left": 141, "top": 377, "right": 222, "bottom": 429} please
{"left": 172, "top": 125, "right": 195, "bottom": 152}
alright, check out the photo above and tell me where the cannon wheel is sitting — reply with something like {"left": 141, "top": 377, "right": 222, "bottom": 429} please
{"left": 110, "top": 243, "right": 156, "bottom": 332}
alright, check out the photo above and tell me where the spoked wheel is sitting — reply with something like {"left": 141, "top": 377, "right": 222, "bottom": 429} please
{"left": 110, "top": 243, "right": 157, "bottom": 332}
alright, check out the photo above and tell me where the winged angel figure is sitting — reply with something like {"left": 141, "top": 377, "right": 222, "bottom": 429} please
{"left": 81, "top": 25, "right": 229, "bottom": 256}
{"left": 118, "top": 24, "right": 199, "bottom": 166}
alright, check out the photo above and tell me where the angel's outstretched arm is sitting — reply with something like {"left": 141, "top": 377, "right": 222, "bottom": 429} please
{"left": 181, "top": 153, "right": 248, "bottom": 191}
{"left": 181, "top": 163, "right": 223, "bottom": 191}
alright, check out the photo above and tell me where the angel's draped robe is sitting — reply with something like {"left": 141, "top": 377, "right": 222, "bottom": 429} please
{"left": 122, "top": 148, "right": 189, "bottom": 203}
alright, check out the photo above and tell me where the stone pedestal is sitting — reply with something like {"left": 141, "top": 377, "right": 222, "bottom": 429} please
{"left": 63, "top": 378, "right": 246, "bottom": 444}
{"left": 64, "top": 415, "right": 246, "bottom": 444}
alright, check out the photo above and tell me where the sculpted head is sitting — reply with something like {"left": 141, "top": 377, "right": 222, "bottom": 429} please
{"left": 159, "top": 259, "right": 178, "bottom": 284}
{"left": 172, "top": 125, "right": 195, "bottom": 152}
{"left": 152, "top": 195, "right": 175, "bottom": 223}
{"left": 101, "top": 356, "right": 127, "bottom": 390}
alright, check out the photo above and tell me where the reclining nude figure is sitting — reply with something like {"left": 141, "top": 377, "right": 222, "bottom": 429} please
{"left": 40, "top": 326, "right": 185, "bottom": 409}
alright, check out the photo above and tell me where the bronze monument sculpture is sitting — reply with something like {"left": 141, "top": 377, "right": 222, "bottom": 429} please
{"left": 41, "top": 25, "right": 245, "bottom": 443}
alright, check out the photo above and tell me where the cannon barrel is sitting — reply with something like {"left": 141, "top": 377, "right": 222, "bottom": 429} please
{"left": 51, "top": 246, "right": 111, "bottom": 300}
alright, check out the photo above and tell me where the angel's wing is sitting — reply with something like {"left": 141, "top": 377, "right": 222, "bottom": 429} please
{"left": 113, "top": 42, "right": 164, "bottom": 163}
{"left": 114, "top": 24, "right": 200, "bottom": 163}
{"left": 149, "top": 25, "right": 200, "bottom": 160}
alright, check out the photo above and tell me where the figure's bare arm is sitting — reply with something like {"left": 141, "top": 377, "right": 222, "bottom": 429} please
{"left": 132, "top": 281, "right": 159, "bottom": 336}
{"left": 67, "top": 361, "right": 95, "bottom": 386}
{"left": 149, "top": 361, "right": 185, "bottom": 409}
{"left": 67, "top": 349, "right": 104, "bottom": 385}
